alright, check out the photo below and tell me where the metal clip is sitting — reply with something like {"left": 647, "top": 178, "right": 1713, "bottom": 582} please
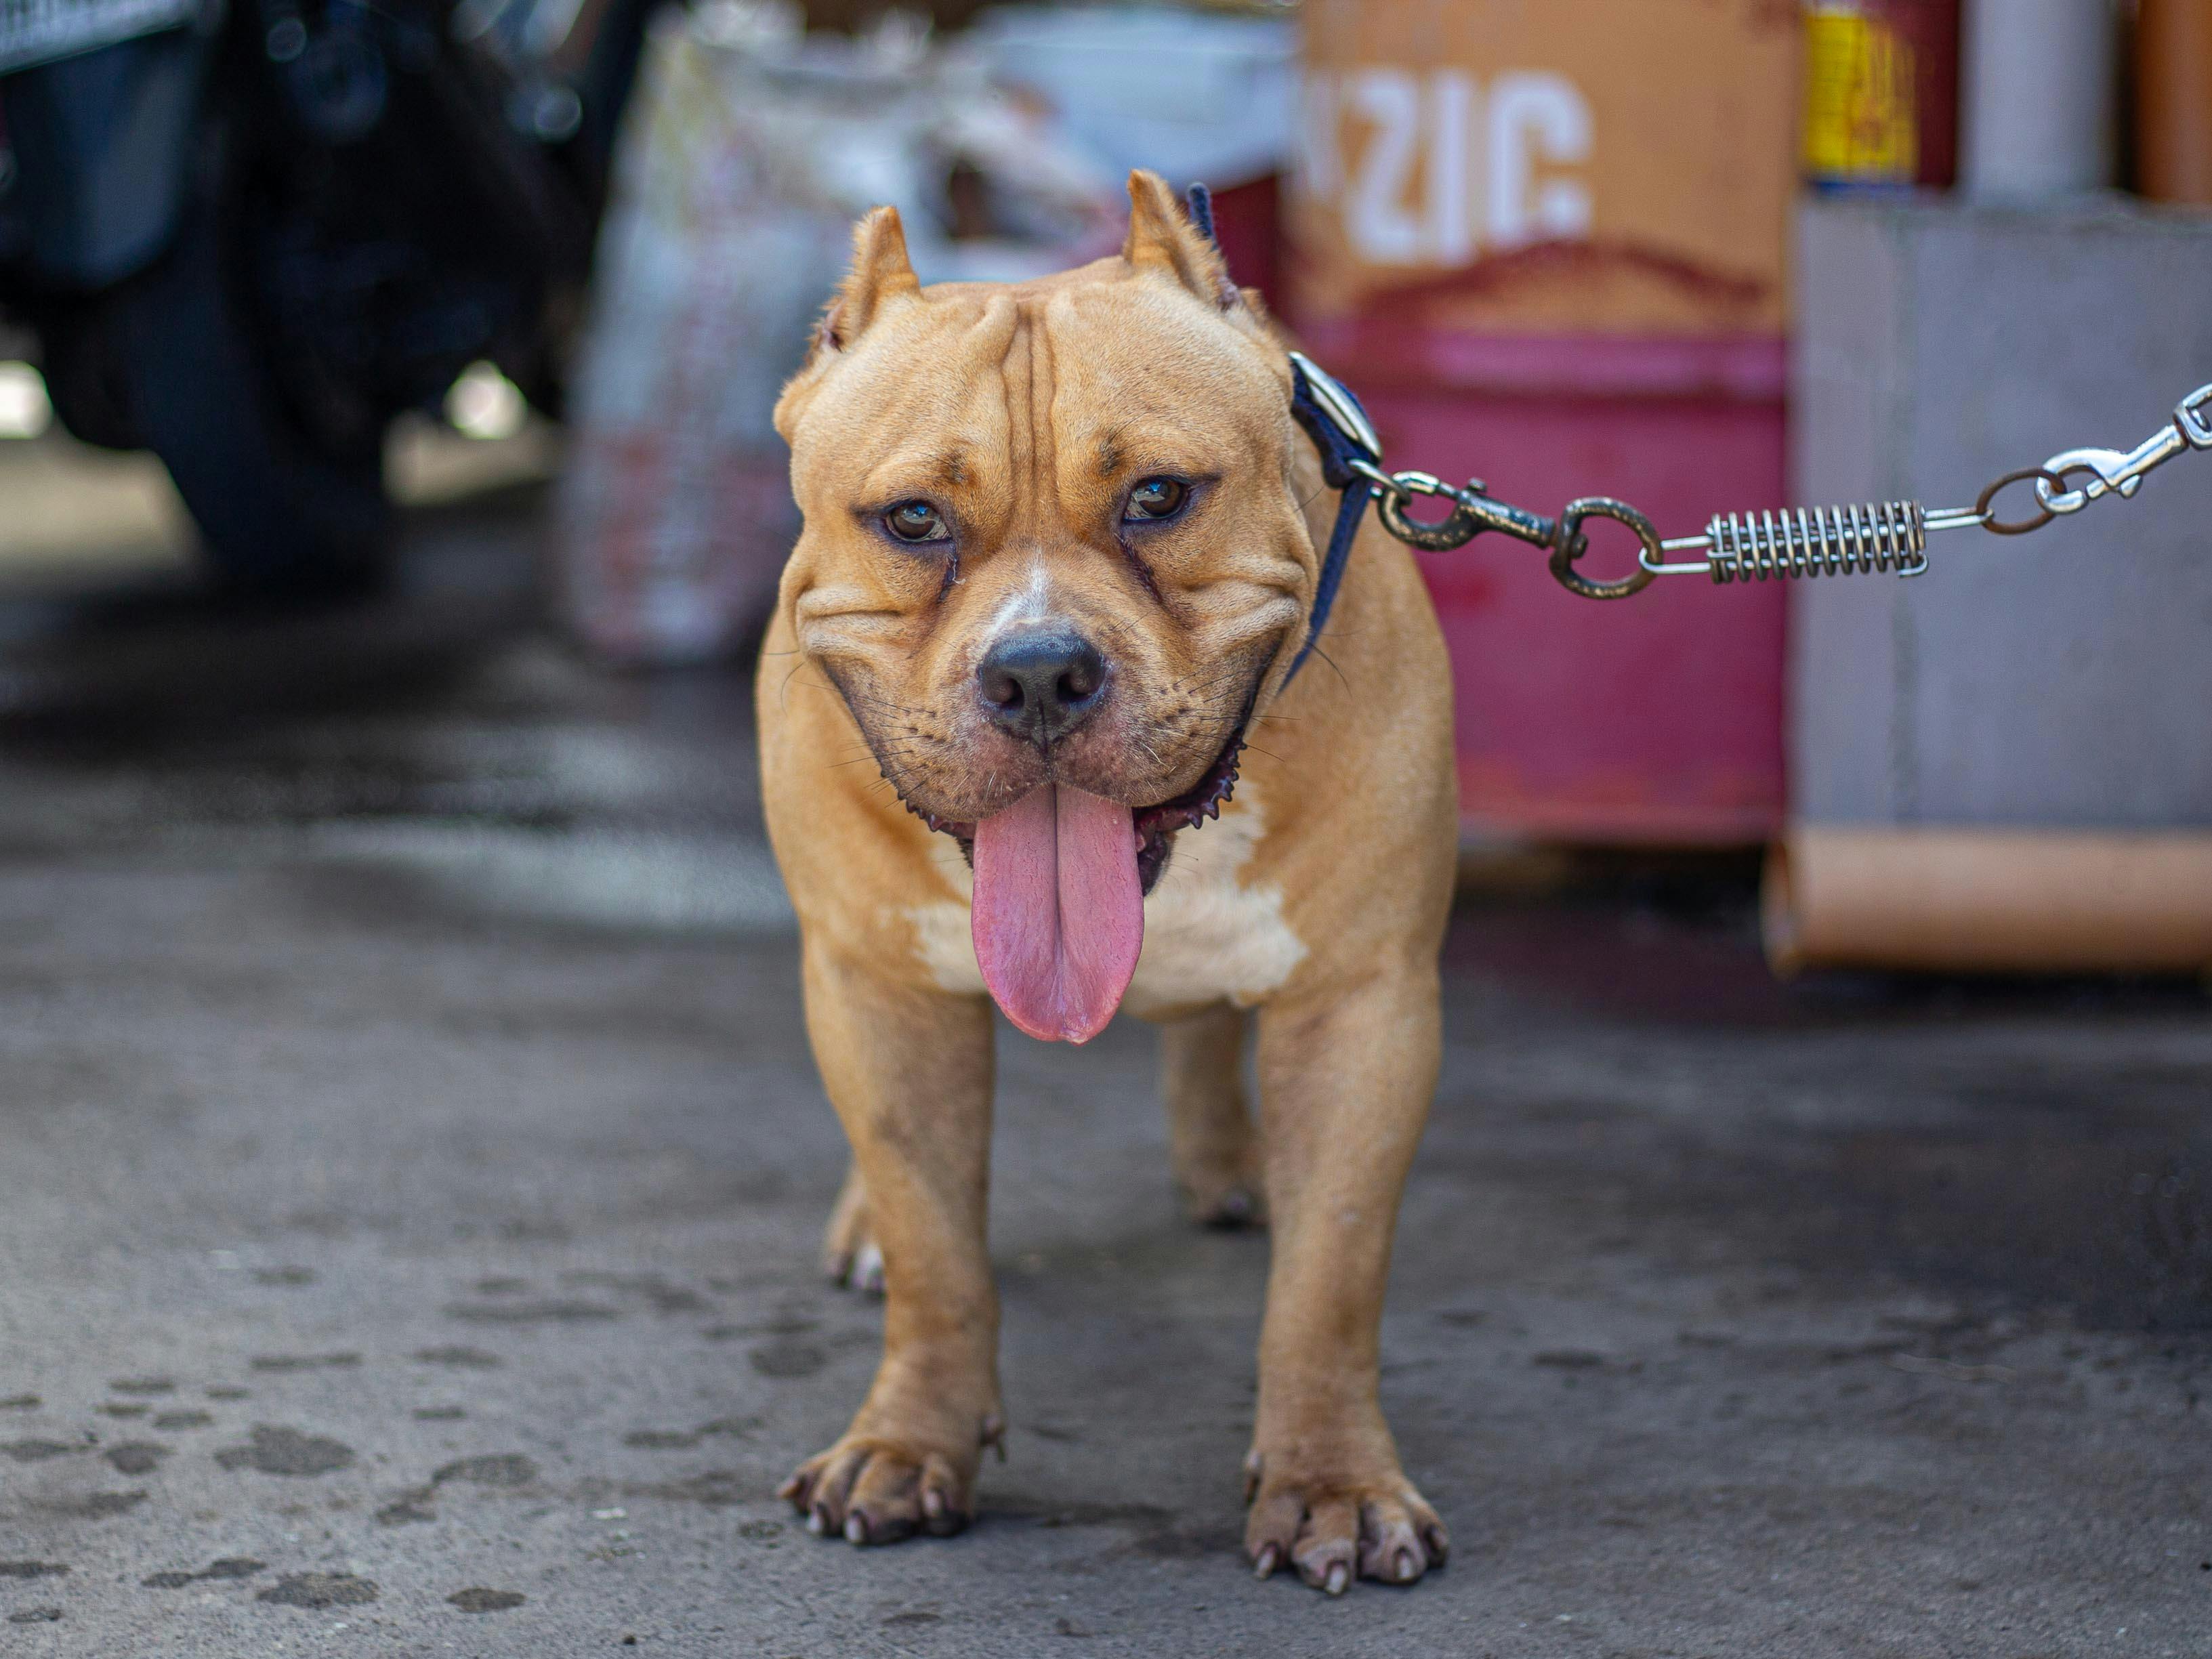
{"left": 1369, "top": 469, "right": 1481, "bottom": 551}
{"left": 2034, "top": 383, "right": 2212, "bottom": 516}
{"left": 2177, "top": 383, "right": 2212, "bottom": 450}
{"left": 1345, "top": 461, "right": 1560, "bottom": 553}
{"left": 1286, "top": 350, "right": 1381, "bottom": 463}
{"left": 1454, "top": 488, "right": 1558, "bottom": 551}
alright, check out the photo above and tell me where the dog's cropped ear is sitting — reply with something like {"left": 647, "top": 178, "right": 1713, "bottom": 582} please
{"left": 778, "top": 206, "right": 921, "bottom": 440}
{"left": 1121, "top": 170, "right": 1240, "bottom": 312}
{"left": 816, "top": 205, "right": 921, "bottom": 357}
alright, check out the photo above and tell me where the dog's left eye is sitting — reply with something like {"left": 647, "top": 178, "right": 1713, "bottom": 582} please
{"left": 883, "top": 501, "right": 951, "bottom": 543}
{"left": 1123, "top": 478, "right": 1190, "bottom": 522}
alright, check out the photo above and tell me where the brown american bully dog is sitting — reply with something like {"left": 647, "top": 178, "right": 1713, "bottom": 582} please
{"left": 758, "top": 170, "right": 1457, "bottom": 1595}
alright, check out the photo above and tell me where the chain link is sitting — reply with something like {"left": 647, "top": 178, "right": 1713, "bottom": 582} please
{"left": 1332, "top": 379, "right": 2212, "bottom": 599}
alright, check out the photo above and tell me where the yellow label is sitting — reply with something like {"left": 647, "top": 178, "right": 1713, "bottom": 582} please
{"left": 1802, "top": 9, "right": 1918, "bottom": 182}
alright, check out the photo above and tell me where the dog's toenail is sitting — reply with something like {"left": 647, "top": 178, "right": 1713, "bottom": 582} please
{"left": 1396, "top": 1548, "right": 1419, "bottom": 1582}
{"left": 844, "top": 1513, "right": 867, "bottom": 1545}
{"left": 1252, "top": 1545, "right": 1278, "bottom": 1580}
{"left": 806, "top": 1509, "right": 826, "bottom": 1536}
{"left": 921, "top": 1488, "right": 945, "bottom": 1519}
{"left": 1324, "top": 1561, "right": 1350, "bottom": 1596}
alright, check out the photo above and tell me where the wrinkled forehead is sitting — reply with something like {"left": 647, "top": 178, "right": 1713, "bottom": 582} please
{"left": 795, "top": 277, "right": 1287, "bottom": 480}
{"left": 1041, "top": 282, "right": 1287, "bottom": 448}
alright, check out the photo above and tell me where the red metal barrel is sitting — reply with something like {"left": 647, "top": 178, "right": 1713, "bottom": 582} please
{"left": 1291, "top": 0, "right": 1799, "bottom": 845}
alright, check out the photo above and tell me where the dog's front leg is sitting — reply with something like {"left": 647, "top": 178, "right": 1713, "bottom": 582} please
{"left": 778, "top": 946, "right": 999, "bottom": 1545}
{"left": 1245, "top": 961, "right": 1450, "bottom": 1593}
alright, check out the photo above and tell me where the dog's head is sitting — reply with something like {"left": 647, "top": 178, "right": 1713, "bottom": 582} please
{"left": 774, "top": 171, "right": 1320, "bottom": 1041}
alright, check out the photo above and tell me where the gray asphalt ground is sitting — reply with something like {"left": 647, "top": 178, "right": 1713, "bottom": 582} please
{"left": 1, "top": 480, "right": 2209, "bottom": 1658}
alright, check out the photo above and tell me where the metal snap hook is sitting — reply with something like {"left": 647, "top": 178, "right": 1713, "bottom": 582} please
{"left": 1376, "top": 472, "right": 1486, "bottom": 551}
{"left": 1549, "top": 498, "right": 1661, "bottom": 600}
{"left": 2033, "top": 448, "right": 2142, "bottom": 514}
{"left": 2177, "top": 384, "right": 2212, "bottom": 450}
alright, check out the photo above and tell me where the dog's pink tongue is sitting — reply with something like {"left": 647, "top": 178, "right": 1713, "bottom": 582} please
{"left": 972, "top": 784, "right": 1142, "bottom": 1044}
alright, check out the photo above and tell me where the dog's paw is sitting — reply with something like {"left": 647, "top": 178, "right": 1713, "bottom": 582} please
{"left": 821, "top": 1169, "right": 884, "bottom": 1296}
{"left": 1243, "top": 1452, "right": 1448, "bottom": 1594}
{"left": 777, "top": 1435, "right": 976, "bottom": 1546}
{"left": 1176, "top": 1151, "right": 1268, "bottom": 1231}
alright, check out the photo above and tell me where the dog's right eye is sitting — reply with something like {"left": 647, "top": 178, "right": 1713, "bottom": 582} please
{"left": 883, "top": 501, "right": 951, "bottom": 544}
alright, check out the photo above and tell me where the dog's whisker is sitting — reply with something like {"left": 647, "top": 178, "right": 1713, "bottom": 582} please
{"left": 1304, "top": 643, "right": 1351, "bottom": 690}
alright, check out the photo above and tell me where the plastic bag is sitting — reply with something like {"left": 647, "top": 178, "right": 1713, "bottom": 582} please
{"left": 557, "top": 1, "right": 1117, "bottom": 664}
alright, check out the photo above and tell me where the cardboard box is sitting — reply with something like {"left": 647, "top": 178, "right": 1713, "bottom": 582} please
{"left": 1291, "top": 0, "right": 1800, "bottom": 338}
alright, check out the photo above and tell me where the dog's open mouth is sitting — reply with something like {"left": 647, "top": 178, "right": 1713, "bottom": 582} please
{"left": 1129, "top": 722, "right": 1247, "bottom": 890}
{"left": 894, "top": 715, "right": 1247, "bottom": 1044}
{"left": 906, "top": 716, "right": 1247, "bottom": 897}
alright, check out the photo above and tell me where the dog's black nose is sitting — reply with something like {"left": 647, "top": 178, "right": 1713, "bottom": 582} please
{"left": 976, "top": 629, "right": 1108, "bottom": 745}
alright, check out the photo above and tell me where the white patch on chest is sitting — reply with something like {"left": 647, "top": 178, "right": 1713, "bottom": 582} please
{"left": 908, "top": 864, "right": 986, "bottom": 996}
{"left": 902, "top": 778, "right": 1306, "bottom": 1017}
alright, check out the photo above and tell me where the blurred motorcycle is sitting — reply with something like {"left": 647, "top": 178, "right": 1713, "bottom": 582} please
{"left": 0, "top": 0, "right": 656, "bottom": 595}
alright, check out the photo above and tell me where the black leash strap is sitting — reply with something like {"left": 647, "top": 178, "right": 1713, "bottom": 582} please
{"left": 1184, "top": 183, "right": 1378, "bottom": 686}
{"left": 1183, "top": 181, "right": 1216, "bottom": 246}
{"left": 1285, "top": 360, "right": 1380, "bottom": 687}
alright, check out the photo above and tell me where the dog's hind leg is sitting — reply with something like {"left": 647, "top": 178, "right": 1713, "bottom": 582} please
{"left": 821, "top": 1162, "right": 884, "bottom": 1295}
{"left": 779, "top": 948, "right": 1001, "bottom": 1546}
{"left": 1159, "top": 1004, "right": 1265, "bottom": 1227}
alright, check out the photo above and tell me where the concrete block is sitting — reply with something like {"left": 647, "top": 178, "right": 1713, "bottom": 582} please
{"left": 1791, "top": 197, "right": 2212, "bottom": 829}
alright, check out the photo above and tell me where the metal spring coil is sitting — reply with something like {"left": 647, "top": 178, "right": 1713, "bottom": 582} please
{"left": 1705, "top": 501, "right": 1928, "bottom": 583}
